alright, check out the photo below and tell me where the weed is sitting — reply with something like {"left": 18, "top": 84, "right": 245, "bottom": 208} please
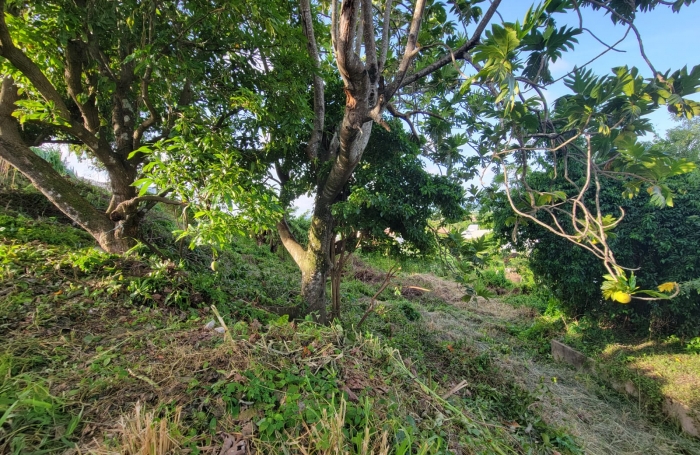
{"left": 0, "top": 355, "right": 82, "bottom": 454}
{"left": 686, "top": 336, "right": 700, "bottom": 354}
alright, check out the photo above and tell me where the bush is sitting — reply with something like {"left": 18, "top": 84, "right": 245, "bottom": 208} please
{"left": 480, "top": 268, "right": 512, "bottom": 291}
{"left": 492, "top": 168, "right": 700, "bottom": 338}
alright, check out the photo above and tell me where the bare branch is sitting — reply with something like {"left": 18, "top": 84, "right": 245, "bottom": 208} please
{"left": 357, "top": 263, "right": 399, "bottom": 328}
{"left": 397, "top": 0, "right": 503, "bottom": 90}
{"left": 354, "top": 1, "right": 363, "bottom": 57}
{"left": 584, "top": 0, "right": 660, "bottom": 79}
{"left": 110, "top": 195, "right": 186, "bottom": 221}
{"left": 387, "top": 103, "right": 419, "bottom": 139}
{"left": 551, "top": 25, "right": 631, "bottom": 84}
{"left": 384, "top": 0, "right": 427, "bottom": 100}
{"left": 64, "top": 39, "right": 100, "bottom": 133}
{"left": 277, "top": 218, "right": 307, "bottom": 268}
{"left": 330, "top": 0, "right": 339, "bottom": 57}
{"left": 300, "top": 0, "right": 325, "bottom": 160}
{"left": 133, "top": 66, "right": 158, "bottom": 149}
{"left": 378, "top": 0, "right": 394, "bottom": 74}
{"left": 362, "top": 0, "right": 378, "bottom": 88}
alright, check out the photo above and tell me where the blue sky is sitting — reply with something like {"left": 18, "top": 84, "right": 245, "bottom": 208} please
{"left": 495, "top": 0, "right": 700, "bottom": 132}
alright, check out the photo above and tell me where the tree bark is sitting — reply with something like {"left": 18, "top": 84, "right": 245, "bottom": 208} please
{"left": 0, "top": 78, "right": 134, "bottom": 252}
{"left": 277, "top": 205, "right": 335, "bottom": 324}
{"left": 279, "top": 0, "right": 496, "bottom": 322}
{"left": 301, "top": 267, "right": 329, "bottom": 323}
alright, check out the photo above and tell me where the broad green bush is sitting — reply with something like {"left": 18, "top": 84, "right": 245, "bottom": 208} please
{"left": 492, "top": 168, "right": 700, "bottom": 338}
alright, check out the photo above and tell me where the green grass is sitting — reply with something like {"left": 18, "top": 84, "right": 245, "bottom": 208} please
{"left": 0, "top": 206, "right": 589, "bottom": 454}
{"left": 559, "top": 321, "right": 700, "bottom": 416}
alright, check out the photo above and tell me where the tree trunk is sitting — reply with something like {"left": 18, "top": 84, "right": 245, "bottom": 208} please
{"left": 0, "top": 78, "right": 134, "bottom": 253}
{"left": 277, "top": 204, "right": 338, "bottom": 324}
{"left": 301, "top": 268, "right": 328, "bottom": 323}
{"left": 330, "top": 268, "right": 341, "bottom": 321}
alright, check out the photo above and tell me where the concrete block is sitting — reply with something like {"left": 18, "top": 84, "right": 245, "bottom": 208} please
{"left": 550, "top": 339, "right": 594, "bottom": 372}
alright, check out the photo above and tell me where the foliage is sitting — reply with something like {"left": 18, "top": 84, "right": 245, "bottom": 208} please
{"left": 333, "top": 121, "right": 467, "bottom": 257}
{"left": 491, "top": 124, "right": 700, "bottom": 337}
{"left": 0, "top": 355, "right": 82, "bottom": 454}
{"left": 131, "top": 115, "right": 284, "bottom": 249}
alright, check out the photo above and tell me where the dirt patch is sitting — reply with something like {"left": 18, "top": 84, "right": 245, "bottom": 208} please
{"left": 407, "top": 273, "right": 533, "bottom": 321}
{"left": 403, "top": 273, "right": 465, "bottom": 304}
{"left": 400, "top": 286, "right": 429, "bottom": 298}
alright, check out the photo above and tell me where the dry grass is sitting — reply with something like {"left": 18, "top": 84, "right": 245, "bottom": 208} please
{"left": 500, "top": 354, "right": 700, "bottom": 455}
{"left": 406, "top": 273, "right": 700, "bottom": 455}
{"left": 407, "top": 273, "right": 532, "bottom": 321}
{"left": 281, "top": 398, "right": 391, "bottom": 455}
{"left": 87, "top": 402, "right": 184, "bottom": 455}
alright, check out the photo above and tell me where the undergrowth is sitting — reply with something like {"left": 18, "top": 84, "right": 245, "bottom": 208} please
{"left": 0, "top": 206, "right": 588, "bottom": 453}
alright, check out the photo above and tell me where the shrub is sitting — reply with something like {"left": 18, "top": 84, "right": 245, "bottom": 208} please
{"left": 492, "top": 168, "right": 700, "bottom": 337}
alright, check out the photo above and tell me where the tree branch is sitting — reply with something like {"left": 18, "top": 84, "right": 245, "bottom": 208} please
{"left": 64, "top": 39, "right": 100, "bottom": 133}
{"left": 133, "top": 66, "right": 158, "bottom": 149}
{"left": 110, "top": 195, "right": 185, "bottom": 221}
{"left": 362, "top": 0, "right": 378, "bottom": 96}
{"left": 378, "top": 0, "right": 393, "bottom": 74}
{"left": 336, "top": 0, "right": 362, "bottom": 86}
{"left": 277, "top": 218, "right": 307, "bottom": 268}
{"left": 387, "top": 103, "right": 419, "bottom": 139}
{"left": 300, "top": 0, "right": 325, "bottom": 160}
{"left": 584, "top": 0, "right": 660, "bottom": 79}
{"left": 397, "top": 0, "right": 502, "bottom": 90}
{"left": 354, "top": 1, "right": 364, "bottom": 57}
{"left": 384, "top": 0, "right": 427, "bottom": 100}
{"left": 330, "top": 0, "right": 339, "bottom": 57}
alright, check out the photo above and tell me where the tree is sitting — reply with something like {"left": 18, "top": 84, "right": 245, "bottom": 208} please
{"left": 328, "top": 120, "right": 467, "bottom": 318}
{"left": 265, "top": 0, "right": 505, "bottom": 323}
{"left": 490, "top": 121, "right": 700, "bottom": 336}
{"left": 263, "top": 0, "right": 699, "bottom": 321}
{"left": 0, "top": 0, "right": 295, "bottom": 252}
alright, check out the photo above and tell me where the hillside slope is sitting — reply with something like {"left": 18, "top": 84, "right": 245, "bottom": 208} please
{"left": 1, "top": 207, "right": 697, "bottom": 454}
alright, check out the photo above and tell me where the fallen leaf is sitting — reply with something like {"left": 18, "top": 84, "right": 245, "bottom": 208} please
{"left": 218, "top": 435, "right": 247, "bottom": 455}
{"left": 343, "top": 385, "right": 359, "bottom": 402}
